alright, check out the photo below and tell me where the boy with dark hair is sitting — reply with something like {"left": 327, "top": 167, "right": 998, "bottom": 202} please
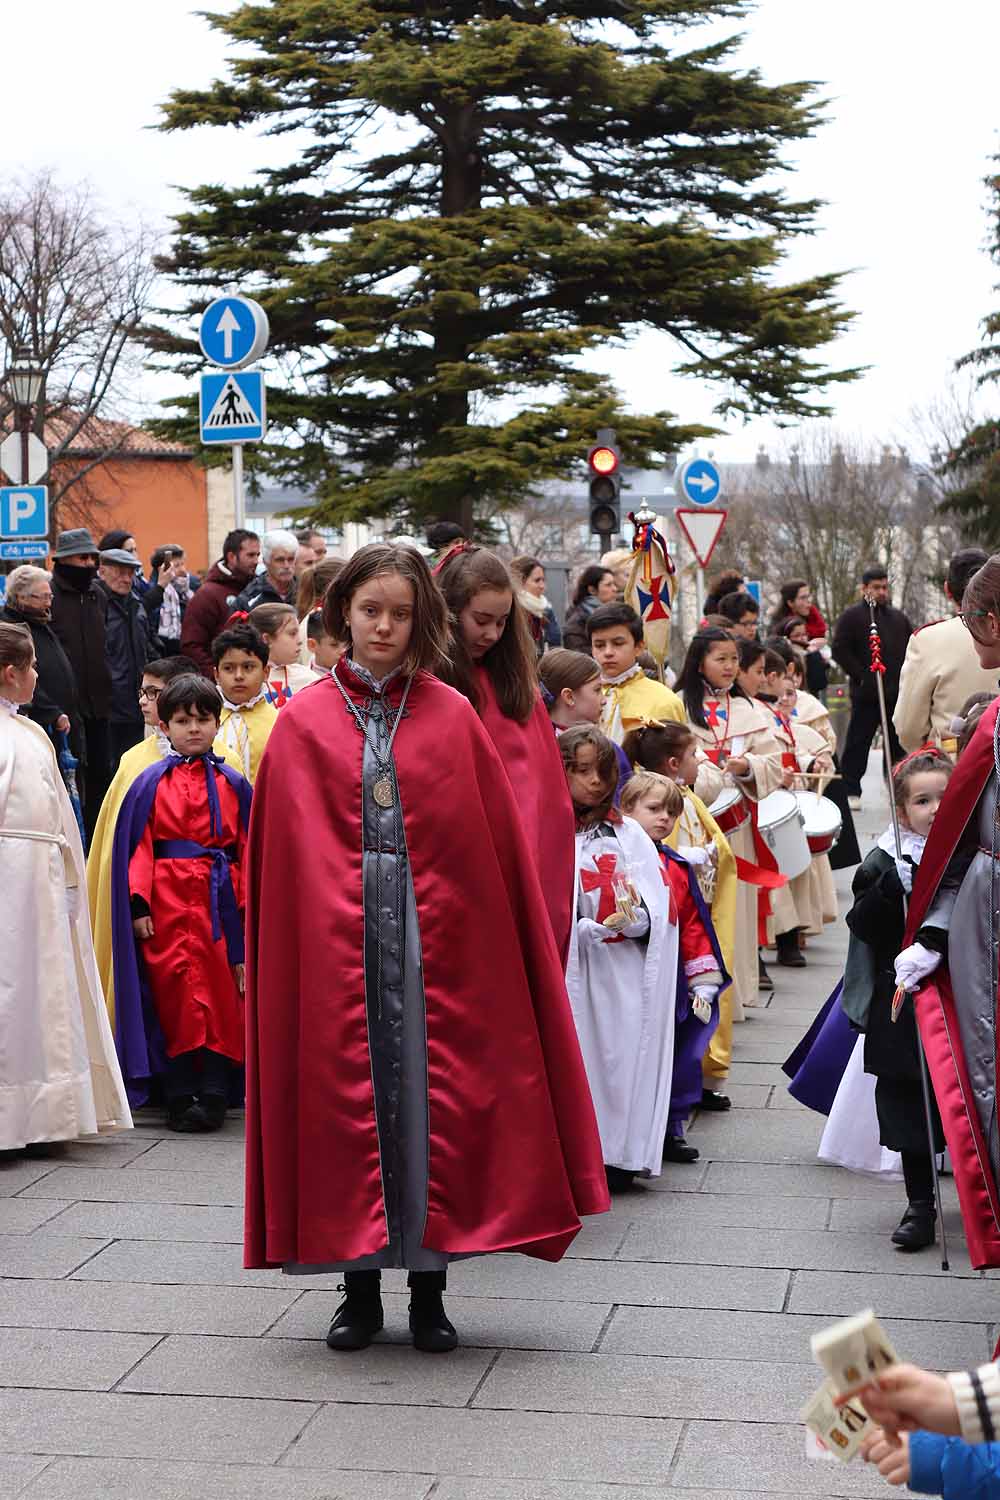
{"left": 109, "top": 673, "right": 253, "bottom": 1131}
{"left": 586, "top": 602, "right": 685, "bottom": 742}
{"left": 212, "top": 622, "right": 277, "bottom": 783}
{"left": 87, "top": 655, "right": 239, "bottom": 1029}
{"left": 305, "top": 609, "right": 344, "bottom": 674}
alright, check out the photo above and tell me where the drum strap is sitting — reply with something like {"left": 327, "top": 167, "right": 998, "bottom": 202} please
{"left": 731, "top": 800, "right": 789, "bottom": 944}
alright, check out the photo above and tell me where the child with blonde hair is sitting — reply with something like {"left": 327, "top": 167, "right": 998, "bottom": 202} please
{"left": 621, "top": 770, "right": 728, "bottom": 1164}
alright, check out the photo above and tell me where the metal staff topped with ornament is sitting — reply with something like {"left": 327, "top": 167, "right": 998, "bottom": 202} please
{"left": 866, "top": 592, "right": 950, "bottom": 1270}
{"left": 624, "top": 500, "right": 676, "bottom": 683}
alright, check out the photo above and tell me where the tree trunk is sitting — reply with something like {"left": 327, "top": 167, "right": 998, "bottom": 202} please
{"left": 432, "top": 105, "right": 482, "bottom": 526}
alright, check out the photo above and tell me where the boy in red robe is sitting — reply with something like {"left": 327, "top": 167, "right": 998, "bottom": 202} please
{"left": 110, "top": 675, "right": 253, "bottom": 1131}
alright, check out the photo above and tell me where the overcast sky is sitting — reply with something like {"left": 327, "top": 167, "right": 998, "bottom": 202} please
{"left": 8, "top": 0, "right": 1000, "bottom": 464}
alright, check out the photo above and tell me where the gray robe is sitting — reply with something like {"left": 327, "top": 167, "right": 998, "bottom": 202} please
{"left": 924, "top": 773, "right": 998, "bottom": 1185}
{"left": 284, "top": 662, "right": 449, "bottom": 1274}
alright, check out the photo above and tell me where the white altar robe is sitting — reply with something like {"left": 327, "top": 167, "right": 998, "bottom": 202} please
{"left": 0, "top": 711, "right": 131, "bottom": 1149}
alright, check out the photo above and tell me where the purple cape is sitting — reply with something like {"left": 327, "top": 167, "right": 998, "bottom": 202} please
{"left": 110, "top": 752, "right": 252, "bottom": 1106}
{"left": 781, "top": 981, "right": 856, "bottom": 1114}
{"left": 657, "top": 844, "right": 731, "bottom": 1130}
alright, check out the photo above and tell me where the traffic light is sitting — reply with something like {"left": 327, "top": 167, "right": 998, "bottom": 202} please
{"left": 588, "top": 429, "right": 621, "bottom": 537}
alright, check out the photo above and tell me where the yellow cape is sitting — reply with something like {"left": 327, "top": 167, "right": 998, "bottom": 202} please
{"left": 667, "top": 784, "right": 738, "bottom": 1083}
{"left": 86, "top": 735, "right": 244, "bottom": 1028}
{"left": 218, "top": 699, "right": 278, "bottom": 785}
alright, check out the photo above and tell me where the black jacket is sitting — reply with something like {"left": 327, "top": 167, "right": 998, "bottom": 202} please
{"left": 832, "top": 600, "right": 912, "bottom": 701}
{"left": 49, "top": 570, "right": 113, "bottom": 720}
{"left": 94, "top": 580, "right": 151, "bottom": 723}
{"left": 232, "top": 573, "right": 295, "bottom": 614}
{"left": 0, "top": 603, "right": 79, "bottom": 738}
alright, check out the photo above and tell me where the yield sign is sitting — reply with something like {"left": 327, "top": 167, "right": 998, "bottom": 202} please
{"left": 675, "top": 507, "right": 727, "bottom": 568}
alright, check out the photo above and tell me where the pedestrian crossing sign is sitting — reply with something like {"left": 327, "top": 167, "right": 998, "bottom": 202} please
{"left": 199, "top": 370, "right": 266, "bottom": 444}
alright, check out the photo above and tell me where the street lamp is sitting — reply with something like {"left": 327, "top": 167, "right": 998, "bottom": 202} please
{"left": 6, "top": 346, "right": 43, "bottom": 485}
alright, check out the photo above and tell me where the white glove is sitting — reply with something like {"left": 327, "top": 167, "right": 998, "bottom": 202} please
{"left": 894, "top": 857, "right": 914, "bottom": 894}
{"left": 894, "top": 942, "right": 941, "bottom": 993}
{"left": 676, "top": 845, "right": 711, "bottom": 868}
{"left": 690, "top": 986, "right": 716, "bottom": 1025}
{"left": 577, "top": 918, "right": 612, "bottom": 950}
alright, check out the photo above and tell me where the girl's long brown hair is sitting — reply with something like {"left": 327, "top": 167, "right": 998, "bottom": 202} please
{"left": 558, "top": 724, "right": 619, "bottom": 826}
{"left": 296, "top": 556, "right": 344, "bottom": 620}
{"left": 323, "top": 543, "right": 449, "bottom": 676}
{"left": 436, "top": 545, "right": 538, "bottom": 722}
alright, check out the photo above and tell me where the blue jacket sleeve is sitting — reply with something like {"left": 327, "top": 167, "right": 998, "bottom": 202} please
{"left": 909, "top": 1431, "right": 1000, "bottom": 1499}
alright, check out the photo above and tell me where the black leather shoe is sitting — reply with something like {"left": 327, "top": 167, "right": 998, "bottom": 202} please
{"left": 199, "top": 1094, "right": 228, "bottom": 1132}
{"left": 326, "top": 1275, "right": 384, "bottom": 1351}
{"left": 605, "top": 1164, "right": 638, "bottom": 1192}
{"left": 663, "top": 1135, "right": 700, "bottom": 1164}
{"left": 166, "top": 1097, "right": 211, "bottom": 1133}
{"left": 699, "top": 1089, "right": 731, "bottom": 1112}
{"left": 408, "top": 1272, "right": 458, "bottom": 1353}
{"left": 891, "top": 1201, "right": 936, "bottom": 1252}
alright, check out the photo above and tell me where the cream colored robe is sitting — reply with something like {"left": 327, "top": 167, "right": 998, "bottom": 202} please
{"left": 0, "top": 712, "right": 131, "bottom": 1149}
{"left": 689, "top": 695, "right": 783, "bottom": 1014}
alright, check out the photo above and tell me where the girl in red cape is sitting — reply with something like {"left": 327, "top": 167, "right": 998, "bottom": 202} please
{"left": 898, "top": 555, "right": 1000, "bottom": 1269}
{"left": 244, "top": 543, "right": 608, "bottom": 1355}
{"left": 434, "top": 545, "right": 576, "bottom": 960}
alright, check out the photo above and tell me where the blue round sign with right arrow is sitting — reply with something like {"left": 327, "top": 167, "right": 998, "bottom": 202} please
{"left": 677, "top": 457, "right": 722, "bottom": 507}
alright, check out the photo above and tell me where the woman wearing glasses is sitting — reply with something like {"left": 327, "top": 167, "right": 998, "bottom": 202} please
{"left": 897, "top": 554, "right": 1000, "bottom": 1270}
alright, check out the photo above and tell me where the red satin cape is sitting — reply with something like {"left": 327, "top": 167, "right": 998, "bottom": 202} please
{"left": 905, "top": 696, "right": 1000, "bottom": 1268}
{"left": 474, "top": 666, "right": 576, "bottom": 962}
{"left": 243, "top": 664, "right": 609, "bottom": 1269}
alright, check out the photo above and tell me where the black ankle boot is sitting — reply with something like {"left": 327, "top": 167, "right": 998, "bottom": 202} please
{"left": 326, "top": 1270, "right": 384, "bottom": 1351}
{"left": 408, "top": 1270, "right": 458, "bottom": 1353}
{"left": 776, "top": 929, "right": 806, "bottom": 967}
{"left": 891, "top": 1200, "right": 936, "bottom": 1252}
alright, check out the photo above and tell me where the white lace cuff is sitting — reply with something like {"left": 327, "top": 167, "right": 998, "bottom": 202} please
{"left": 685, "top": 955, "right": 721, "bottom": 980}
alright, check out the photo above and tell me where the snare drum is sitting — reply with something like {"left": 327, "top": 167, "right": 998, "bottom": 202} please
{"left": 708, "top": 786, "right": 750, "bottom": 836}
{"left": 756, "top": 789, "right": 810, "bottom": 877}
{"left": 795, "top": 790, "right": 842, "bottom": 855}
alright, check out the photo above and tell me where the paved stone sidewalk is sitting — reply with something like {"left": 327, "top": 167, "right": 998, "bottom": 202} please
{"left": 0, "top": 763, "right": 992, "bottom": 1498}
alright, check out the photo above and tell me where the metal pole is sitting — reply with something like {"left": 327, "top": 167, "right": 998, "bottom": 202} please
{"left": 18, "top": 403, "right": 30, "bottom": 487}
{"left": 695, "top": 564, "right": 705, "bottom": 621}
{"left": 232, "top": 444, "right": 245, "bottom": 529}
{"left": 867, "top": 596, "right": 950, "bottom": 1270}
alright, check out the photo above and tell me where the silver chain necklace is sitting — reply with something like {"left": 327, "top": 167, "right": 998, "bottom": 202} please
{"left": 333, "top": 668, "right": 413, "bottom": 807}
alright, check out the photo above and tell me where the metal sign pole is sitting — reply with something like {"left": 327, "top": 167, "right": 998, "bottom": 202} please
{"left": 232, "top": 444, "right": 245, "bottom": 529}
{"left": 695, "top": 564, "right": 705, "bottom": 621}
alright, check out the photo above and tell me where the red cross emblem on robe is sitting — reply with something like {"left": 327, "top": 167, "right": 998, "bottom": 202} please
{"left": 581, "top": 852, "right": 620, "bottom": 924}
{"left": 636, "top": 576, "right": 671, "bottom": 623}
{"left": 705, "top": 699, "right": 727, "bottom": 730}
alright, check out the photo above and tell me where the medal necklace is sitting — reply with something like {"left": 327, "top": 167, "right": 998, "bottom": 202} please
{"left": 333, "top": 670, "right": 413, "bottom": 806}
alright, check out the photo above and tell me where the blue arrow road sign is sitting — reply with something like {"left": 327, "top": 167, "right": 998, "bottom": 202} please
{"left": 199, "top": 371, "right": 267, "bottom": 444}
{"left": 198, "top": 296, "right": 269, "bottom": 370}
{"left": 0, "top": 541, "right": 49, "bottom": 560}
{"left": 0, "top": 485, "right": 48, "bottom": 538}
{"left": 678, "top": 457, "right": 722, "bottom": 506}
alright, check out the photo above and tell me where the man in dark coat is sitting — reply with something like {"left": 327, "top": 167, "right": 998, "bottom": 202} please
{"left": 180, "top": 528, "right": 260, "bottom": 676}
{"left": 0, "top": 565, "right": 79, "bottom": 747}
{"left": 232, "top": 529, "right": 297, "bottom": 614}
{"left": 49, "top": 528, "right": 114, "bottom": 841}
{"left": 94, "top": 547, "right": 152, "bottom": 768}
{"left": 832, "top": 565, "right": 912, "bottom": 800}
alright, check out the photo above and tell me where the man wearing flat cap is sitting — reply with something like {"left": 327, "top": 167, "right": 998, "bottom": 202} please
{"left": 49, "top": 529, "right": 114, "bottom": 840}
{"left": 94, "top": 544, "right": 152, "bottom": 768}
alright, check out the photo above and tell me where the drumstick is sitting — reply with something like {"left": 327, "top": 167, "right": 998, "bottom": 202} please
{"left": 793, "top": 772, "right": 842, "bottom": 783}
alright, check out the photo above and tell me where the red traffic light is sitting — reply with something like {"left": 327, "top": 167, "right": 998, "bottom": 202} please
{"left": 588, "top": 445, "right": 619, "bottom": 477}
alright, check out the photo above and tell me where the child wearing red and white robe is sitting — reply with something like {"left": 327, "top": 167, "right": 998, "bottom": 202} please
{"left": 676, "top": 629, "right": 784, "bottom": 1030}
{"left": 621, "top": 771, "right": 728, "bottom": 1165}
{"left": 560, "top": 726, "right": 677, "bottom": 1191}
{"left": 754, "top": 652, "right": 837, "bottom": 946}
